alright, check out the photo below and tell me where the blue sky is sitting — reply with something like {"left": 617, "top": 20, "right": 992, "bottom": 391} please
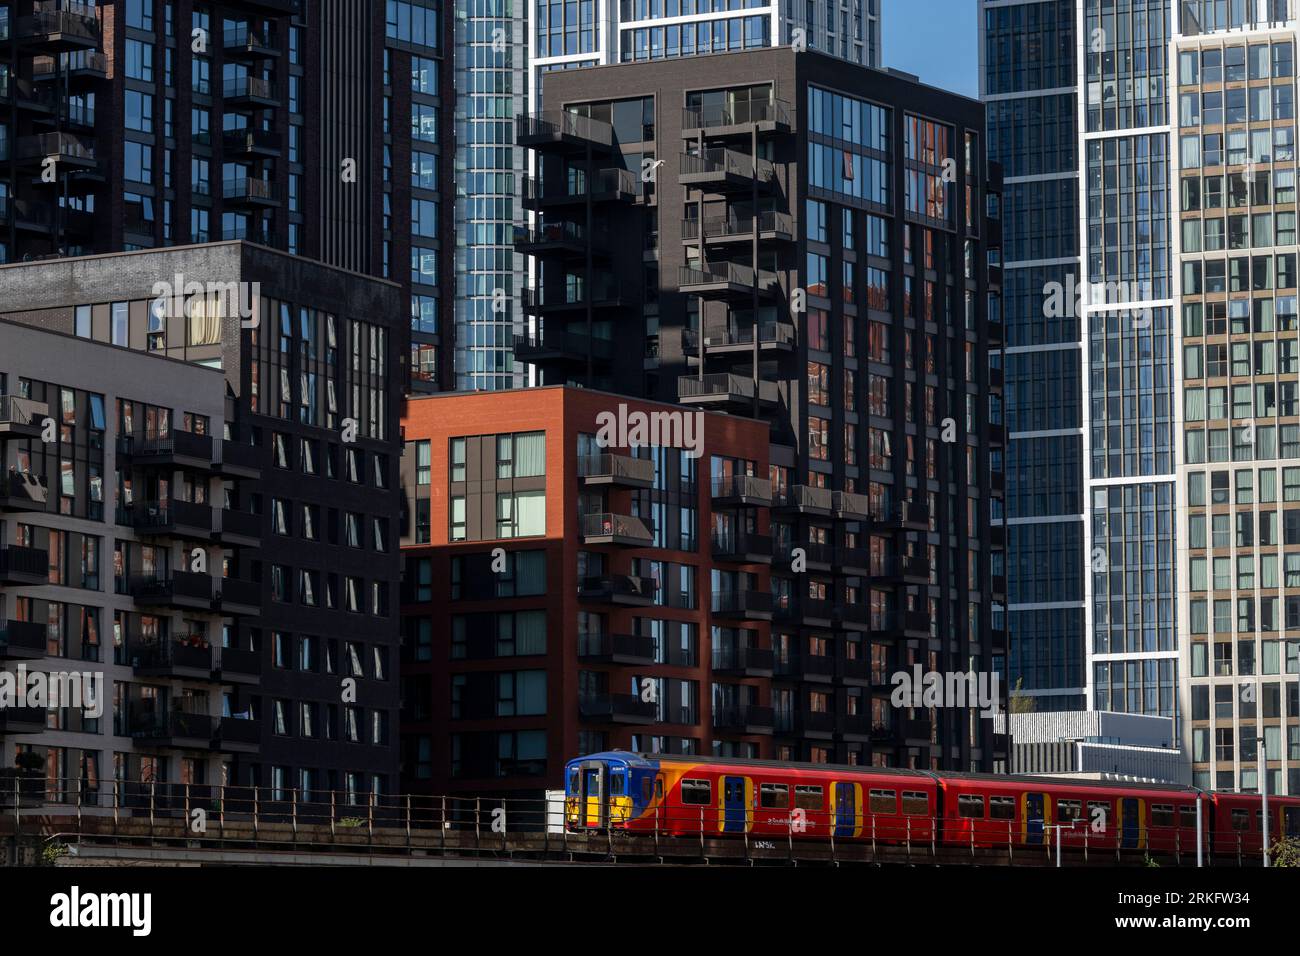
{"left": 883, "top": 0, "right": 979, "bottom": 98}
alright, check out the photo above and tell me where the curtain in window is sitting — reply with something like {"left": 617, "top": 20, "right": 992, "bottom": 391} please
{"left": 516, "top": 611, "right": 546, "bottom": 655}
{"left": 516, "top": 490, "right": 546, "bottom": 536}
{"left": 515, "top": 432, "right": 546, "bottom": 477}
{"left": 514, "top": 551, "right": 546, "bottom": 594}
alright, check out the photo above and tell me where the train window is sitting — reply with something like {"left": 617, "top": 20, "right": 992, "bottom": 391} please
{"left": 902, "top": 791, "right": 930, "bottom": 815}
{"left": 1057, "top": 799, "right": 1082, "bottom": 822}
{"left": 1151, "top": 805, "right": 1175, "bottom": 828}
{"left": 1285, "top": 807, "right": 1300, "bottom": 836}
{"left": 567, "top": 769, "right": 579, "bottom": 792}
{"left": 655, "top": 777, "right": 664, "bottom": 799}
{"left": 989, "top": 796, "right": 1015, "bottom": 820}
{"left": 958, "top": 794, "right": 985, "bottom": 818}
{"left": 1089, "top": 801, "right": 1112, "bottom": 827}
{"left": 643, "top": 778, "right": 652, "bottom": 802}
{"left": 681, "top": 779, "right": 711, "bottom": 805}
{"left": 760, "top": 783, "right": 790, "bottom": 809}
{"left": 610, "top": 774, "right": 625, "bottom": 797}
{"left": 1230, "top": 808, "right": 1250, "bottom": 831}
{"left": 794, "top": 785, "right": 823, "bottom": 810}
{"left": 1180, "top": 806, "right": 1198, "bottom": 829}
{"left": 869, "top": 789, "right": 896, "bottom": 814}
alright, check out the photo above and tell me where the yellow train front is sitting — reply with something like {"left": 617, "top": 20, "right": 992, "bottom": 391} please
{"left": 564, "top": 752, "right": 658, "bottom": 831}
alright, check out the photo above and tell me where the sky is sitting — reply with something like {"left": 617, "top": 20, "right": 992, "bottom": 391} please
{"left": 883, "top": 0, "right": 980, "bottom": 99}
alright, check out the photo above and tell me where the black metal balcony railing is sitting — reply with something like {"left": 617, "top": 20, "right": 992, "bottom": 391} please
{"left": 217, "top": 577, "right": 261, "bottom": 610}
{"left": 682, "top": 99, "right": 791, "bottom": 130}
{"left": 521, "top": 167, "right": 640, "bottom": 204}
{"left": 117, "top": 429, "right": 215, "bottom": 464}
{"left": 711, "top": 645, "right": 775, "bottom": 675}
{"left": 0, "top": 395, "right": 49, "bottom": 434}
{"left": 223, "top": 75, "right": 278, "bottom": 101}
{"left": 711, "top": 589, "right": 773, "bottom": 616}
{"left": 577, "top": 632, "right": 656, "bottom": 663}
{"left": 131, "top": 638, "right": 215, "bottom": 674}
{"left": 223, "top": 177, "right": 280, "bottom": 202}
{"left": 217, "top": 645, "right": 262, "bottom": 679}
{"left": 216, "top": 508, "right": 262, "bottom": 542}
{"left": 17, "top": 5, "right": 103, "bottom": 46}
{"left": 513, "top": 220, "right": 610, "bottom": 249}
{"left": 216, "top": 716, "right": 261, "bottom": 746}
{"left": 516, "top": 110, "right": 614, "bottom": 148}
{"left": 131, "top": 710, "right": 218, "bottom": 743}
{"left": 129, "top": 571, "right": 214, "bottom": 606}
{"left": 16, "top": 132, "right": 95, "bottom": 163}
{"left": 0, "top": 469, "right": 50, "bottom": 511}
{"left": 216, "top": 439, "right": 262, "bottom": 476}
{"left": 776, "top": 484, "right": 835, "bottom": 512}
{"left": 679, "top": 148, "right": 775, "bottom": 183}
{"left": 32, "top": 50, "right": 107, "bottom": 79}
{"left": 833, "top": 490, "right": 871, "bottom": 518}
{"left": 520, "top": 276, "right": 631, "bottom": 310}
{"left": 710, "top": 473, "right": 773, "bottom": 502}
{"left": 684, "top": 321, "right": 795, "bottom": 353}
{"left": 0, "top": 620, "right": 47, "bottom": 658}
{"left": 222, "top": 127, "right": 282, "bottom": 154}
{"left": 577, "top": 575, "right": 658, "bottom": 602}
{"left": 579, "top": 512, "right": 654, "bottom": 546}
{"left": 578, "top": 694, "right": 657, "bottom": 722}
{"left": 678, "top": 261, "right": 779, "bottom": 292}
{"left": 223, "top": 25, "right": 277, "bottom": 49}
{"left": 678, "top": 373, "right": 779, "bottom": 405}
{"left": 681, "top": 211, "right": 794, "bottom": 242}
{"left": 513, "top": 329, "right": 614, "bottom": 361}
{"left": 713, "top": 704, "right": 775, "bottom": 731}
{"left": 577, "top": 453, "right": 655, "bottom": 486}
{"left": 0, "top": 546, "right": 50, "bottom": 581}
{"left": 711, "top": 531, "right": 773, "bottom": 562}
{"left": 117, "top": 500, "right": 214, "bottom": 536}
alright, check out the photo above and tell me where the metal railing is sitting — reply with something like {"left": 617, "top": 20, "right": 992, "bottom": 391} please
{"left": 516, "top": 110, "right": 614, "bottom": 148}
{"left": 682, "top": 99, "right": 791, "bottom": 130}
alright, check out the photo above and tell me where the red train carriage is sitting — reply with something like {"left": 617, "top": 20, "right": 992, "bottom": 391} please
{"left": 567, "top": 750, "right": 1300, "bottom": 862}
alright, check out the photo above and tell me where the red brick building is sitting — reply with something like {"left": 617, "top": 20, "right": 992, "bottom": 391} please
{"left": 399, "top": 386, "right": 776, "bottom": 797}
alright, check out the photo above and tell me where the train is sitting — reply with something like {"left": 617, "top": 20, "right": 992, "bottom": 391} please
{"left": 564, "top": 751, "right": 1300, "bottom": 860}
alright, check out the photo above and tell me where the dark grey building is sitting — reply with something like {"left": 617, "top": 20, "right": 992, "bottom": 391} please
{"left": 0, "top": 240, "right": 404, "bottom": 802}
{"left": 518, "top": 47, "right": 1009, "bottom": 771}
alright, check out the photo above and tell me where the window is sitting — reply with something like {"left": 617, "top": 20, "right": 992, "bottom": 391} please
{"left": 794, "top": 785, "right": 823, "bottom": 810}
{"left": 989, "top": 796, "right": 1015, "bottom": 820}
{"left": 958, "top": 794, "right": 985, "bottom": 818}
{"left": 869, "top": 789, "right": 896, "bottom": 814}
{"left": 760, "top": 782, "right": 790, "bottom": 809}
{"left": 681, "top": 778, "right": 711, "bottom": 805}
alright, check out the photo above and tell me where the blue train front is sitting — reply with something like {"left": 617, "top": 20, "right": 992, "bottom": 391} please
{"left": 564, "top": 751, "right": 662, "bottom": 830}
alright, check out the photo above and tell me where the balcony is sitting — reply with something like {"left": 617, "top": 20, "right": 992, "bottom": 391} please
{"left": 990, "top": 471, "right": 1006, "bottom": 496}
{"left": 710, "top": 474, "right": 772, "bottom": 507}
{"left": 131, "top": 711, "right": 218, "bottom": 749}
{"left": 713, "top": 704, "right": 774, "bottom": 734}
{"left": 0, "top": 707, "right": 47, "bottom": 734}
{"left": 577, "top": 632, "right": 656, "bottom": 665}
{"left": 0, "top": 620, "right": 46, "bottom": 660}
{"left": 681, "top": 211, "right": 794, "bottom": 245}
{"left": 514, "top": 329, "right": 613, "bottom": 366}
{"left": 520, "top": 277, "right": 632, "bottom": 315}
{"left": 775, "top": 650, "right": 835, "bottom": 683}
{"left": 129, "top": 572, "right": 215, "bottom": 612}
{"left": 773, "top": 484, "right": 834, "bottom": 516}
{"left": 683, "top": 321, "right": 795, "bottom": 357}
{"left": 117, "top": 500, "right": 215, "bottom": 540}
{"left": 832, "top": 490, "right": 871, "bottom": 520}
{"left": 118, "top": 431, "right": 216, "bottom": 472}
{"left": 0, "top": 470, "right": 49, "bottom": 513}
{"left": 11, "top": 199, "right": 54, "bottom": 234}
{"left": 130, "top": 638, "right": 217, "bottom": 681}
{"left": 681, "top": 99, "right": 791, "bottom": 136}
{"left": 579, "top": 694, "right": 657, "bottom": 724}
{"left": 9, "top": 76, "right": 57, "bottom": 113}
{"left": 215, "top": 440, "right": 262, "bottom": 479}
{"left": 216, "top": 577, "right": 261, "bottom": 616}
{"left": 877, "top": 500, "right": 930, "bottom": 531}
{"left": 987, "top": 317, "right": 1004, "bottom": 346}
{"left": 580, "top": 512, "right": 654, "bottom": 547}
{"left": 16, "top": 132, "right": 96, "bottom": 169}
{"left": 32, "top": 50, "right": 108, "bottom": 84}
{"left": 223, "top": 75, "right": 279, "bottom": 107}
{"left": 677, "top": 373, "right": 779, "bottom": 411}
{"left": 214, "top": 716, "right": 260, "bottom": 753}
{"left": 222, "top": 127, "right": 282, "bottom": 158}
{"left": 516, "top": 111, "right": 615, "bottom": 152}
{"left": 677, "top": 262, "right": 780, "bottom": 299}
{"left": 0, "top": 396, "right": 49, "bottom": 440}
{"left": 989, "top": 524, "right": 1006, "bottom": 549}
{"left": 837, "top": 654, "right": 871, "bottom": 686}
{"left": 988, "top": 366, "right": 1004, "bottom": 392}
{"left": 903, "top": 717, "right": 933, "bottom": 742}
{"left": 711, "top": 530, "right": 772, "bottom": 565}
{"left": 223, "top": 25, "right": 280, "bottom": 57}
{"left": 578, "top": 453, "right": 654, "bottom": 489}
{"left": 216, "top": 509, "right": 262, "bottom": 548}
{"left": 990, "top": 575, "right": 1007, "bottom": 597}
{"left": 794, "top": 708, "right": 836, "bottom": 739}
{"left": 0, "top": 547, "right": 49, "bottom": 586}
{"left": 214, "top": 645, "right": 262, "bottom": 684}
{"left": 578, "top": 574, "right": 657, "bottom": 606}
{"left": 711, "top": 589, "right": 773, "bottom": 621}
{"left": 836, "top": 546, "right": 869, "bottom": 573}
{"left": 711, "top": 646, "right": 774, "bottom": 678}
{"left": 772, "top": 539, "right": 833, "bottom": 571}
{"left": 522, "top": 167, "right": 640, "bottom": 209}
{"left": 880, "top": 556, "right": 931, "bottom": 585}
{"left": 223, "top": 177, "right": 281, "bottom": 207}
{"left": 679, "top": 148, "right": 775, "bottom": 192}
{"left": 513, "top": 221, "right": 609, "bottom": 258}
{"left": 16, "top": 4, "right": 102, "bottom": 50}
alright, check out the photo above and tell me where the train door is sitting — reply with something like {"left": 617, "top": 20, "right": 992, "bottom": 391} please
{"left": 1285, "top": 806, "right": 1300, "bottom": 838}
{"left": 834, "top": 782, "right": 859, "bottom": 838}
{"left": 1023, "top": 792, "right": 1047, "bottom": 845}
{"left": 721, "top": 775, "right": 748, "bottom": 833}
{"left": 1120, "top": 798, "right": 1143, "bottom": 849}
{"left": 583, "top": 766, "right": 605, "bottom": 828}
